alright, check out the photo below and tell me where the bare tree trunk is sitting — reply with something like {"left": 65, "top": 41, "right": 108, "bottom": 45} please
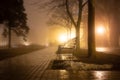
{"left": 75, "top": 0, "right": 82, "bottom": 52}
{"left": 88, "top": 0, "right": 96, "bottom": 58}
{"left": 65, "top": 0, "right": 84, "bottom": 53}
{"left": 75, "top": 27, "right": 80, "bottom": 51}
{"left": 8, "top": 26, "right": 11, "bottom": 48}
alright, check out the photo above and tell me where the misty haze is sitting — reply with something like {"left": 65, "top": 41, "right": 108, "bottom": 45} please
{"left": 0, "top": 0, "right": 120, "bottom": 80}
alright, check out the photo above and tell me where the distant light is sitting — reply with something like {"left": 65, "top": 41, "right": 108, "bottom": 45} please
{"left": 45, "top": 43, "right": 49, "bottom": 47}
{"left": 94, "top": 71, "right": 105, "bottom": 79}
{"left": 96, "top": 47, "right": 108, "bottom": 52}
{"left": 23, "top": 42, "right": 30, "bottom": 46}
{"left": 58, "top": 34, "right": 67, "bottom": 43}
{"left": 96, "top": 25, "right": 105, "bottom": 35}
{"left": 71, "top": 32, "right": 76, "bottom": 39}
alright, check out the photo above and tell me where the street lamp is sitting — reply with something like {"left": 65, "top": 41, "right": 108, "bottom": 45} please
{"left": 96, "top": 24, "right": 106, "bottom": 51}
{"left": 58, "top": 34, "right": 67, "bottom": 43}
{"left": 96, "top": 25, "right": 105, "bottom": 35}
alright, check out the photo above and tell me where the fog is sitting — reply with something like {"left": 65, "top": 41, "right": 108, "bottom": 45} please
{"left": 21, "top": 0, "right": 120, "bottom": 48}
{"left": 24, "top": 0, "right": 49, "bottom": 45}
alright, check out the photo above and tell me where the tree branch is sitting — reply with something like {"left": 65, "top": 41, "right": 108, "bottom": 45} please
{"left": 65, "top": 0, "right": 77, "bottom": 27}
{"left": 82, "top": 0, "right": 88, "bottom": 8}
{"left": 77, "top": 0, "right": 82, "bottom": 27}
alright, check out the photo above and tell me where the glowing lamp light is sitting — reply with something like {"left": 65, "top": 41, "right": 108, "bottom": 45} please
{"left": 23, "top": 41, "right": 30, "bottom": 46}
{"left": 96, "top": 47, "right": 106, "bottom": 52}
{"left": 58, "top": 34, "right": 67, "bottom": 43}
{"left": 96, "top": 25, "right": 105, "bottom": 35}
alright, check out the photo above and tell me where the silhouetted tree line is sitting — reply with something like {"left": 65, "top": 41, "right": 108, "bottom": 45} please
{"left": 0, "top": 0, "right": 29, "bottom": 48}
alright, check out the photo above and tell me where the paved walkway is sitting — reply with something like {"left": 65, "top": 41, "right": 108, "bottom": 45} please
{"left": 0, "top": 47, "right": 56, "bottom": 80}
{"left": 0, "top": 47, "right": 120, "bottom": 80}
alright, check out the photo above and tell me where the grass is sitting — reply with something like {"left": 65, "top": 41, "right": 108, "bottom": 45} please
{"left": 0, "top": 45, "right": 45, "bottom": 60}
{"left": 74, "top": 49, "right": 120, "bottom": 64}
{"left": 54, "top": 48, "right": 120, "bottom": 70}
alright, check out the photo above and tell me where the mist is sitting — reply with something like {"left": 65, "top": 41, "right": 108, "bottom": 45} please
{"left": 24, "top": 0, "right": 49, "bottom": 45}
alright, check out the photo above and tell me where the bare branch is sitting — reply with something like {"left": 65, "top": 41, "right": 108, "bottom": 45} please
{"left": 82, "top": 0, "right": 88, "bottom": 8}
{"left": 65, "top": 0, "right": 77, "bottom": 27}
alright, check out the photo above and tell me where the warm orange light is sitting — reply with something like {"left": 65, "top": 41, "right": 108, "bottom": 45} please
{"left": 57, "top": 27, "right": 76, "bottom": 44}
{"left": 96, "top": 47, "right": 106, "bottom": 52}
{"left": 96, "top": 25, "right": 105, "bottom": 35}
{"left": 23, "top": 41, "right": 30, "bottom": 46}
{"left": 70, "top": 32, "right": 76, "bottom": 39}
{"left": 94, "top": 71, "right": 104, "bottom": 79}
{"left": 58, "top": 34, "right": 67, "bottom": 43}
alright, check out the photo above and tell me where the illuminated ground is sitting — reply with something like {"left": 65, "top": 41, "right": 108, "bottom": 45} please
{"left": 0, "top": 47, "right": 56, "bottom": 80}
{"left": 0, "top": 47, "right": 120, "bottom": 80}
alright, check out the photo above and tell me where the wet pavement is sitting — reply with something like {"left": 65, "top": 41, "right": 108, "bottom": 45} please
{"left": 0, "top": 47, "right": 56, "bottom": 80}
{"left": 96, "top": 47, "right": 120, "bottom": 55}
{"left": 0, "top": 47, "right": 120, "bottom": 80}
{"left": 42, "top": 70, "right": 120, "bottom": 80}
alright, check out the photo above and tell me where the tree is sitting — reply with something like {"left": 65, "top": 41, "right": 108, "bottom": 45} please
{"left": 41, "top": 0, "right": 96, "bottom": 57}
{"left": 42, "top": 0, "right": 87, "bottom": 52}
{"left": 47, "top": 6, "right": 72, "bottom": 41}
{"left": 65, "top": 0, "right": 86, "bottom": 52}
{"left": 0, "top": 0, "right": 29, "bottom": 48}
{"left": 88, "top": 0, "right": 96, "bottom": 57}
